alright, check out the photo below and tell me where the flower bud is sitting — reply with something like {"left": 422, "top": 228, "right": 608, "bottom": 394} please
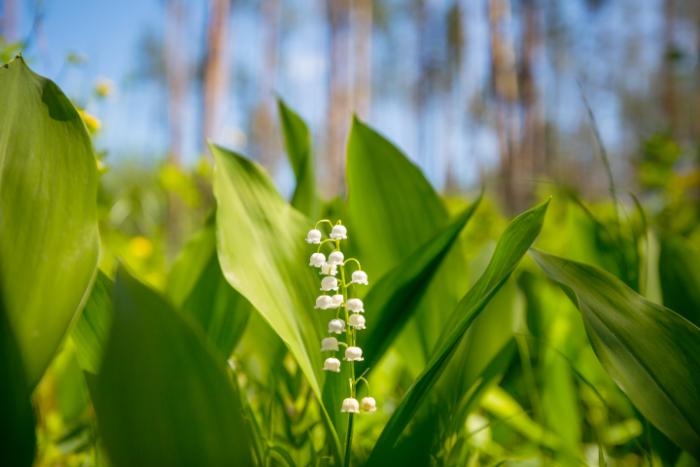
{"left": 347, "top": 298, "right": 364, "bottom": 313}
{"left": 328, "top": 319, "right": 345, "bottom": 334}
{"left": 321, "top": 337, "right": 339, "bottom": 351}
{"left": 349, "top": 313, "right": 366, "bottom": 330}
{"left": 309, "top": 252, "right": 326, "bottom": 267}
{"left": 315, "top": 295, "right": 332, "bottom": 310}
{"left": 328, "top": 250, "right": 344, "bottom": 266}
{"left": 351, "top": 270, "right": 368, "bottom": 285}
{"left": 344, "top": 346, "right": 364, "bottom": 361}
{"left": 330, "top": 225, "right": 347, "bottom": 240}
{"left": 306, "top": 229, "right": 322, "bottom": 244}
{"left": 361, "top": 397, "right": 377, "bottom": 413}
{"left": 341, "top": 397, "right": 359, "bottom": 413}
{"left": 323, "top": 357, "right": 341, "bottom": 372}
{"left": 321, "top": 276, "right": 339, "bottom": 291}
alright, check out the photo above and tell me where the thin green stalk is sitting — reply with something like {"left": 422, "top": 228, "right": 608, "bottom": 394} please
{"left": 339, "top": 238, "right": 355, "bottom": 467}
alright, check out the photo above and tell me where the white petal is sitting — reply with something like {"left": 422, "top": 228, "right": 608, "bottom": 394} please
{"left": 328, "top": 251, "right": 344, "bottom": 266}
{"left": 347, "top": 298, "right": 364, "bottom": 313}
{"left": 309, "top": 252, "right": 326, "bottom": 267}
{"left": 341, "top": 397, "right": 359, "bottom": 413}
{"left": 361, "top": 397, "right": 377, "bottom": 413}
{"left": 306, "top": 229, "right": 322, "bottom": 244}
{"left": 351, "top": 270, "right": 368, "bottom": 285}
{"left": 321, "top": 276, "right": 339, "bottom": 291}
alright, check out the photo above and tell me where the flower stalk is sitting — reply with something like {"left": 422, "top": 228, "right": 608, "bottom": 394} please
{"left": 307, "top": 219, "right": 375, "bottom": 466}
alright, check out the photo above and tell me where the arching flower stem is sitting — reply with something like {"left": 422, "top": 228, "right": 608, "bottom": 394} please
{"left": 339, "top": 237, "right": 355, "bottom": 467}
{"left": 314, "top": 219, "right": 335, "bottom": 230}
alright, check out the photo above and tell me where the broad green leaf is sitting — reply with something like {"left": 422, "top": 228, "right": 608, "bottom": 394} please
{"left": 0, "top": 294, "right": 35, "bottom": 466}
{"left": 347, "top": 116, "right": 447, "bottom": 277}
{"left": 0, "top": 57, "right": 99, "bottom": 385}
{"left": 359, "top": 196, "right": 481, "bottom": 370}
{"left": 366, "top": 200, "right": 549, "bottom": 464}
{"left": 346, "top": 117, "right": 466, "bottom": 363}
{"left": 167, "top": 224, "right": 251, "bottom": 357}
{"left": 658, "top": 234, "right": 700, "bottom": 327}
{"left": 92, "top": 267, "right": 256, "bottom": 466}
{"left": 71, "top": 271, "right": 113, "bottom": 374}
{"left": 211, "top": 144, "right": 341, "bottom": 458}
{"left": 530, "top": 250, "right": 700, "bottom": 458}
{"left": 278, "top": 98, "right": 318, "bottom": 218}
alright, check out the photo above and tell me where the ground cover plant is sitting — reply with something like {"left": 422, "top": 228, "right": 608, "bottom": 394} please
{"left": 1, "top": 56, "right": 699, "bottom": 467}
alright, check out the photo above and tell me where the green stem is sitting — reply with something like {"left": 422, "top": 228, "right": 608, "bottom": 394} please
{"left": 339, "top": 239, "right": 355, "bottom": 466}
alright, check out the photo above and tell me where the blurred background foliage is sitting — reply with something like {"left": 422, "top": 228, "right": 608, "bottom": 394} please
{"left": 1, "top": 0, "right": 699, "bottom": 466}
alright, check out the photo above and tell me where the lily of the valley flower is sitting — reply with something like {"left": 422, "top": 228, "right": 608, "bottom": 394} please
{"left": 345, "top": 346, "right": 364, "bottom": 361}
{"left": 351, "top": 270, "right": 368, "bottom": 285}
{"left": 330, "top": 294, "right": 344, "bottom": 308}
{"left": 323, "top": 357, "right": 341, "bottom": 372}
{"left": 306, "top": 229, "right": 322, "bottom": 244}
{"left": 360, "top": 397, "right": 377, "bottom": 413}
{"left": 347, "top": 298, "right": 364, "bottom": 313}
{"left": 321, "top": 337, "right": 339, "bottom": 352}
{"left": 349, "top": 313, "right": 366, "bottom": 330}
{"left": 331, "top": 225, "right": 348, "bottom": 240}
{"left": 328, "top": 319, "right": 345, "bottom": 334}
{"left": 309, "top": 252, "right": 326, "bottom": 267}
{"left": 341, "top": 397, "right": 359, "bottom": 413}
{"left": 328, "top": 250, "right": 344, "bottom": 266}
{"left": 315, "top": 295, "right": 332, "bottom": 310}
{"left": 321, "top": 262, "right": 338, "bottom": 276}
{"left": 321, "top": 276, "right": 339, "bottom": 291}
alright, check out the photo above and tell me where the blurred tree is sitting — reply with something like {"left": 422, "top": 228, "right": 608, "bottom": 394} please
{"left": 165, "top": 0, "right": 187, "bottom": 165}
{"left": 201, "top": 0, "right": 231, "bottom": 151}
{"left": 325, "top": 0, "right": 352, "bottom": 195}
{"left": 1, "top": 0, "right": 18, "bottom": 41}
{"left": 352, "top": 0, "right": 372, "bottom": 118}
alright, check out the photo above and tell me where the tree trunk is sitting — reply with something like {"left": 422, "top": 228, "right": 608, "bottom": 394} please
{"left": 325, "top": 0, "right": 352, "bottom": 195}
{"left": 352, "top": 0, "right": 372, "bottom": 118}
{"left": 165, "top": 0, "right": 187, "bottom": 164}
{"left": 1, "top": 0, "right": 18, "bottom": 41}
{"left": 488, "top": 0, "right": 520, "bottom": 211}
{"left": 202, "top": 0, "right": 231, "bottom": 151}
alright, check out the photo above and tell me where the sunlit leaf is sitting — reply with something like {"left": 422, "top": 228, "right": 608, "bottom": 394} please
{"left": 92, "top": 267, "right": 256, "bottom": 466}
{"left": 0, "top": 57, "right": 99, "bottom": 385}
{"left": 211, "top": 144, "right": 341, "bottom": 458}
{"left": 531, "top": 249, "right": 700, "bottom": 458}
{"left": 278, "top": 98, "right": 318, "bottom": 218}
{"left": 366, "top": 200, "right": 549, "bottom": 464}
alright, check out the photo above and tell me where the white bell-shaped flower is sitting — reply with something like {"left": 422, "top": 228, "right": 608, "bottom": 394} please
{"left": 323, "top": 357, "right": 341, "bottom": 372}
{"left": 347, "top": 298, "right": 364, "bottom": 313}
{"left": 309, "top": 252, "right": 326, "bottom": 268}
{"left": 341, "top": 397, "right": 359, "bottom": 413}
{"left": 315, "top": 295, "right": 332, "bottom": 310}
{"left": 321, "top": 276, "right": 339, "bottom": 291}
{"left": 361, "top": 396, "right": 377, "bottom": 413}
{"left": 330, "top": 294, "right": 344, "bottom": 308}
{"left": 352, "top": 270, "right": 369, "bottom": 285}
{"left": 306, "top": 229, "right": 322, "bottom": 244}
{"left": 321, "top": 262, "right": 338, "bottom": 276}
{"left": 328, "top": 319, "right": 345, "bottom": 334}
{"left": 328, "top": 251, "right": 344, "bottom": 266}
{"left": 344, "top": 346, "right": 364, "bottom": 361}
{"left": 331, "top": 225, "right": 348, "bottom": 240}
{"left": 321, "top": 337, "right": 339, "bottom": 352}
{"left": 349, "top": 313, "right": 366, "bottom": 330}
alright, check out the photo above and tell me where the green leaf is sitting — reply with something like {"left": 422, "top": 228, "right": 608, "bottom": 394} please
{"left": 278, "top": 98, "right": 317, "bottom": 218}
{"left": 347, "top": 116, "right": 447, "bottom": 277}
{"left": 0, "top": 294, "right": 36, "bottom": 467}
{"left": 658, "top": 234, "right": 700, "bottom": 327}
{"left": 367, "top": 200, "right": 549, "bottom": 464}
{"left": 530, "top": 249, "right": 700, "bottom": 458}
{"left": 92, "top": 267, "right": 256, "bottom": 466}
{"left": 71, "top": 271, "right": 113, "bottom": 374}
{"left": 167, "top": 224, "right": 251, "bottom": 357}
{"left": 0, "top": 57, "right": 99, "bottom": 385}
{"left": 211, "top": 144, "right": 341, "bottom": 458}
{"left": 359, "top": 195, "right": 481, "bottom": 370}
